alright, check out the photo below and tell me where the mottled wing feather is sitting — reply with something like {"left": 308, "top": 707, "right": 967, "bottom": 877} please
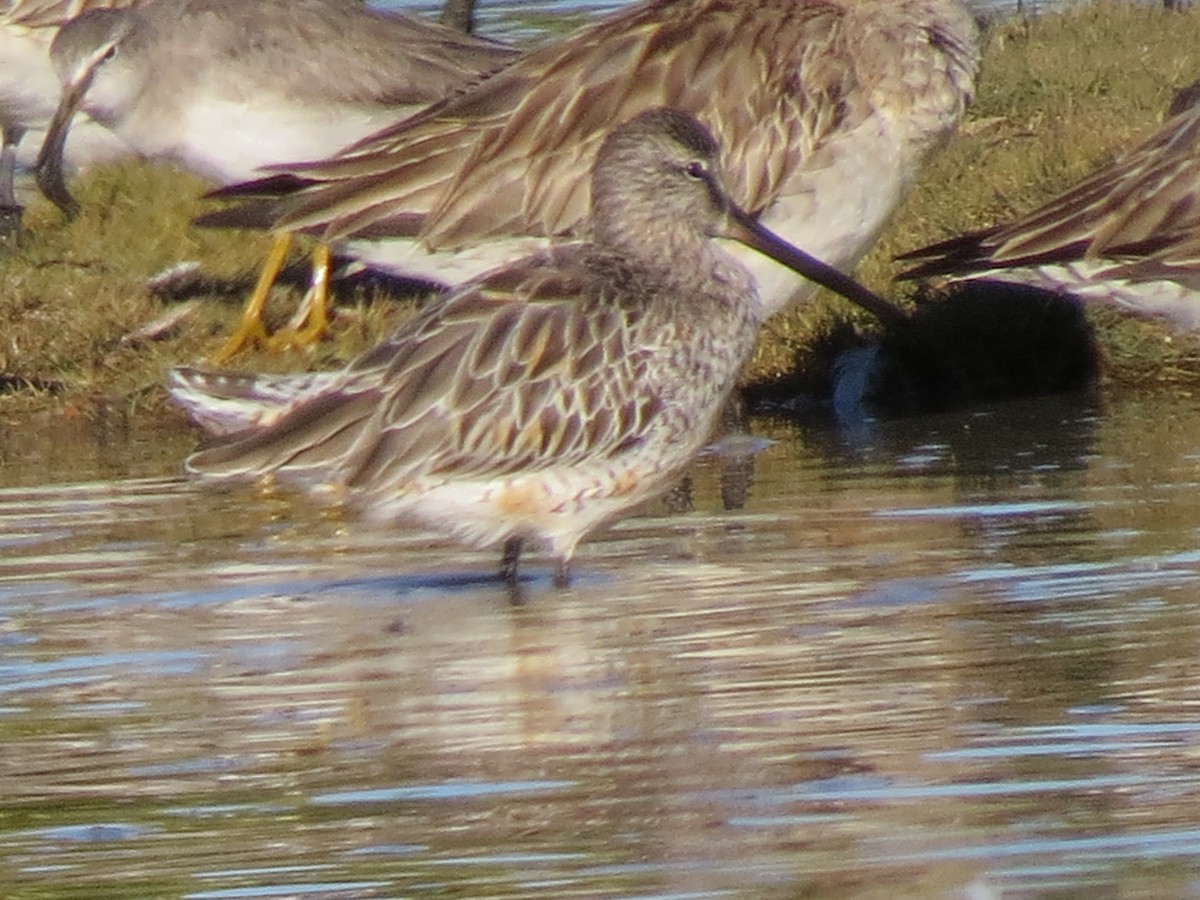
{"left": 1000, "top": 111, "right": 1200, "bottom": 261}
{"left": 899, "top": 103, "right": 1200, "bottom": 277}
{"left": 261, "top": 0, "right": 858, "bottom": 248}
{"left": 187, "top": 251, "right": 659, "bottom": 501}
{"left": 1106, "top": 231, "right": 1200, "bottom": 284}
{"left": 168, "top": 367, "right": 346, "bottom": 436}
{"left": 344, "top": 288, "right": 660, "bottom": 491}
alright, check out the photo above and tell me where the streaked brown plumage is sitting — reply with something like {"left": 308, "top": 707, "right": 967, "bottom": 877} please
{"left": 199, "top": 0, "right": 979, "bottom": 357}
{"left": 898, "top": 78, "right": 1200, "bottom": 331}
{"left": 172, "top": 108, "right": 894, "bottom": 592}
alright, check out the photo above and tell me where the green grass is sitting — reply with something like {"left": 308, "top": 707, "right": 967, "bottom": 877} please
{"left": 0, "top": 163, "right": 419, "bottom": 416}
{"left": 4, "top": 1, "right": 1200, "bottom": 418}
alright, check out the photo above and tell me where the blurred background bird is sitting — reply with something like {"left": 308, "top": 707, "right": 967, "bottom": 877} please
{"left": 34, "top": 0, "right": 517, "bottom": 218}
{"left": 194, "top": 0, "right": 981, "bottom": 358}
{"left": 0, "top": 0, "right": 137, "bottom": 232}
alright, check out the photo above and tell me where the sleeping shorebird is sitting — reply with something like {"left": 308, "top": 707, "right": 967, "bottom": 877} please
{"left": 196, "top": 0, "right": 980, "bottom": 359}
{"left": 34, "top": 0, "right": 517, "bottom": 216}
{"left": 170, "top": 109, "right": 902, "bottom": 594}
{"left": 0, "top": 0, "right": 135, "bottom": 228}
{"left": 898, "top": 79, "right": 1200, "bottom": 331}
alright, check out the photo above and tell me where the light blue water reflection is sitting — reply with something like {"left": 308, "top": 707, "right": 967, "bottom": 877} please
{"left": 2, "top": 390, "right": 1200, "bottom": 897}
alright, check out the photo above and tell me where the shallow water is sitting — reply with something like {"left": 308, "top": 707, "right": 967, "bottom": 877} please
{"left": 4, "top": 389, "right": 1200, "bottom": 898}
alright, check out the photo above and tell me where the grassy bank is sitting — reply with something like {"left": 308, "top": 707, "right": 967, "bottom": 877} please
{"left": 3, "top": 1, "right": 1200, "bottom": 419}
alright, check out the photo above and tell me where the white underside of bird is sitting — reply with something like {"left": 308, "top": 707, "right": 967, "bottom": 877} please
{"left": 105, "top": 90, "right": 420, "bottom": 186}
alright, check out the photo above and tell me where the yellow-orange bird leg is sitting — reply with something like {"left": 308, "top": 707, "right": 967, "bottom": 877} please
{"left": 210, "top": 232, "right": 293, "bottom": 363}
{"left": 270, "top": 242, "right": 333, "bottom": 352}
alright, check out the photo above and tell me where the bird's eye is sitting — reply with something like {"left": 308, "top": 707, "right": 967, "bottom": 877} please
{"left": 684, "top": 161, "right": 707, "bottom": 179}
{"left": 102, "top": 44, "right": 118, "bottom": 62}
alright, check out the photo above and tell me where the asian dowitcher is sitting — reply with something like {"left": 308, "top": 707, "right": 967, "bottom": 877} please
{"left": 35, "top": 0, "right": 517, "bottom": 217}
{"left": 0, "top": 0, "right": 135, "bottom": 229}
{"left": 170, "top": 108, "right": 898, "bottom": 595}
{"left": 898, "top": 78, "right": 1200, "bottom": 331}
{"left": 197, "top": 0, "right": 980, "bottom": 358}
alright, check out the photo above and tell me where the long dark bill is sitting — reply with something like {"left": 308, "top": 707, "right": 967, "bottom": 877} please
{"left": 35, "top": 73, "right": 93, "bottom": 219}
{"left": 723, "top": 205, "right": 908, "bottom": 328}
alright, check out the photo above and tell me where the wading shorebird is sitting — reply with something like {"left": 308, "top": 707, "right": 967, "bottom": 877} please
{"left": 170, "top": 109, "right": 901, "bottom": 595}
{"left": 196, "top": 0, "right": 980, "bottom": 359}
{"left": 34, "top": 0, "right": 518, "bottom": 217}
{"left": 898, "top": 79, "right": 1200, "bottom": 331}
{"left": 0, "top": 0, "right": 135, "bottom": 228}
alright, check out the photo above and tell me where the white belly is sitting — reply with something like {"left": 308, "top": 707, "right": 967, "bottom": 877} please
{"left": 125, "top": 93, "right": 415, "bottom": 185}
{"left": 0, "top": 28, "right": 57, "bottom": 128}
{"left": 361, "top": 462, "right": 674, "bottom": 563}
